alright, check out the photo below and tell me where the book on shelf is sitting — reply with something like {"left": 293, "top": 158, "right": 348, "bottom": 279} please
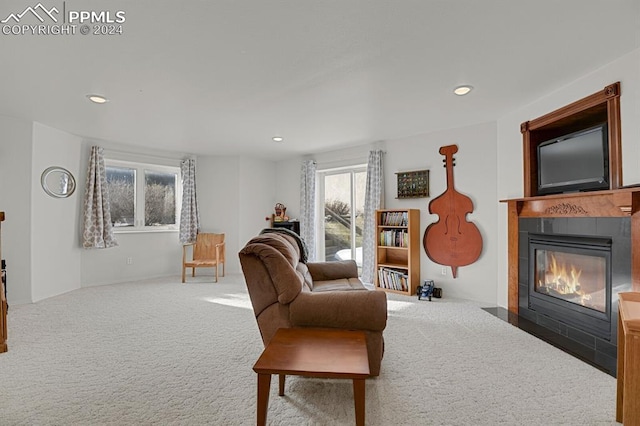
{"left": 380, "top": 211, "right": 408, "bottom": 227}
{"left": 379, "top": 229, "right": 408, "bottom": 247}
{"left": 377, "top": 267, "right": 409, "bottom": 292}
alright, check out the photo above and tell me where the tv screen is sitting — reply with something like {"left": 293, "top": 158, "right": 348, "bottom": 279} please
{"left": 537, "top": 124, "right": 609, "bottom": 195}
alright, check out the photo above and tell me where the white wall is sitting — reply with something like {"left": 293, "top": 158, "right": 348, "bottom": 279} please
{"left": 276, "top": 123, "right": 498, "bottom": 305}
{"left": 31, "top": 123, "right": 82, "bottom": 302}
{"left": 81, "top": 232, "right": 184, "bottom": 286}
{"left": 4, "top": 126, "right": 278, "bottom": 294}
{"left": 2, "top": 114, "right": 499, "bottom": 305}
{"left": 496, "top": 48, "right": 640, "bottom": 308}
{"left": 383, "top": 123, "right": 498, "bottom": 304}
{"left": 6, "top": 48, "right": 638, "bottom": 306}
{"left": 0, "top": 116, "right": 33, "bottom": 304}
{"left": 196, "top": 156, "right": 242, "bottom": 273}
{"left": 274, "top": 158, "right": 305, "bottom": 221}
{"left": 195, "top": 155, "right": 277, "bottom": 274}
{"left": 238, "top": 157, "right": 276, "bottom": 247}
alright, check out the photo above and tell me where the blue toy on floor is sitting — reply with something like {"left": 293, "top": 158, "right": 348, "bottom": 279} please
{"left": 418, "top": 280, "right": 435, "bottom": 301}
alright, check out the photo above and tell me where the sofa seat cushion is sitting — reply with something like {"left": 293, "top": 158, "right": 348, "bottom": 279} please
{"left": 312, "top": 278, "right": 367, "bottom": 292}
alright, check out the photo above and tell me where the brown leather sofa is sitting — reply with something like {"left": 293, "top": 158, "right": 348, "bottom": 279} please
{"left": 239, "top": 232, "right": 387, "bottom": 376}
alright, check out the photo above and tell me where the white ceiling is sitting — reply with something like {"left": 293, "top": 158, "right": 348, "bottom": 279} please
{"left": 1, "top": 0, "right": 638, "bottom": 160}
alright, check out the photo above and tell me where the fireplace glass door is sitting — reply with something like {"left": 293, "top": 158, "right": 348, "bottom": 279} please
{"left": 528, "top": 232, "right": 612, "bottom": 341}
{"left": 534, "top": 249, "right": 606, "bottom": 313}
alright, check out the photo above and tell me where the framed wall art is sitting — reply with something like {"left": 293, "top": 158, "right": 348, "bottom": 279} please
{"left": 396, "top": 169, "right": 429, "bottom": 199}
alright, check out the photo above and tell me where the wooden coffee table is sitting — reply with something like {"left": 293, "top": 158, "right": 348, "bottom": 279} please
{"left": 252, "top": 328, "right": 370, "bottom": 426}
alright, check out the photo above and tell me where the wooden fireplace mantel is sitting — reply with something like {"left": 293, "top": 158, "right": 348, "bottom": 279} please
{"left": 520, "top": 82, "right": 622, "bottom": 197}
{"left": 504, "top": 82, "right": 631, "bottom": 315}
{"left": 502, "top": 188, "right": 640, "bottom": 314}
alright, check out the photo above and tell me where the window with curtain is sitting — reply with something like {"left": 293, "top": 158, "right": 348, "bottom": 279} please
{"left": 105, "top": 159, "right": 181, "bottom": 231}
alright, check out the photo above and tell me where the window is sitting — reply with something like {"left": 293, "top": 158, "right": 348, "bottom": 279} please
{"left": 105, "top": 160, "right": 181, "bottom": 231}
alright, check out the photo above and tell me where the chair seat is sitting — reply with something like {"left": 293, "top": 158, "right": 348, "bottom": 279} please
{"left": 184, "top": 260, "right": 220, "bottom": 267}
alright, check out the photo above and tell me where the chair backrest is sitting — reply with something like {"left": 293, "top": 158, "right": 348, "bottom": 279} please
{"left": 193, "top": 233, "right": 225, "bottom": 261}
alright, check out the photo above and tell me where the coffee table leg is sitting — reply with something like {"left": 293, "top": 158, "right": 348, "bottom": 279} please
{"left": 353, "top": 379, "right": 365, "bottom": 426}
{"left": 279, "top": 374, "right": 286, "bottom": 396}
{"left": 257, "top": 373, "right": 271, "bottom": 426}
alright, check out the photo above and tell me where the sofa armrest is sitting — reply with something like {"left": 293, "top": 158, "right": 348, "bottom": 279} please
{"left": 307, "top": 260, "right": 358, "bottom": 281}
{"left": 289, "top": 290, "right": 387, "bottom": 331}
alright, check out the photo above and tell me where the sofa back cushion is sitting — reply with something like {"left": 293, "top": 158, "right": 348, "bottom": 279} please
{"left": 307, "top": 260, "right": 359, "bottom": 280}
{"left": 238, "top": 252, "right": 280, "bottom": 317}
{"left": 249, "top": 233, "right": 299, "bottom": 267}
{"left": 239, "top": 234, "right": 303, "bottom": 306}
{"left": 296, "top": 262, "right": 314, "bottom": 291}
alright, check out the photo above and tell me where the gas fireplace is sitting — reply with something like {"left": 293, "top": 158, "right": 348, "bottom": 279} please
{"left": 516, "top": 216, "right": 632, "bottom": 375}
{"left": 529, "top": 233, "right": 611, "bottom": 340}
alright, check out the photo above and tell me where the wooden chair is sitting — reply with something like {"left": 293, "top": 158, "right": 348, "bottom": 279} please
{"left": 182, "top": 233, "right": 225, "bottom": 283}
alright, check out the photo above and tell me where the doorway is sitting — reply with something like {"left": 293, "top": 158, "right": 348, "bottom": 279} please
{"left": 317, "top": 166, "right": 366, "bottom": 272}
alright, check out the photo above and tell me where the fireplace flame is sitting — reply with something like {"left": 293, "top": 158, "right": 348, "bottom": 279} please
{"left": 539, "top": 254, "right": 592, "bottom": 305}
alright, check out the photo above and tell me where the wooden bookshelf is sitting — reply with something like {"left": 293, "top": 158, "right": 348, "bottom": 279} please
{"left": 374, "top": 209, "right": 420, "bottom": 295}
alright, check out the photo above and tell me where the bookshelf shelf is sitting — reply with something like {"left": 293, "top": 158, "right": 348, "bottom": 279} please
{"left": 378, "top": 262, "right": 408, "bottom": 269}
{"left": 374, "top": 209, "right": 420, "bottom": 295}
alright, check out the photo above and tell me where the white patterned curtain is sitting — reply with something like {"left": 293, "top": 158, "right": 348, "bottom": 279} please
{"left": 300, "top": 160, "right": 317, "bottom": 261}
{"left": 82, "top": 146, "right": 118, "bottom": 248}
{"left": 179, "top": 158, "right": 199, "bottom": 244}
{"left": 361, "top": 150, "right": 385, "bottom": 284}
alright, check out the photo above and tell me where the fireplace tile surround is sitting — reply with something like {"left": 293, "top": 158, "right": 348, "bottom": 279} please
{"left": 518, "top": 216, "right": 630, "bottom": 374}
{"left": 503, "top": 188, "right": 640, "bottom": 377}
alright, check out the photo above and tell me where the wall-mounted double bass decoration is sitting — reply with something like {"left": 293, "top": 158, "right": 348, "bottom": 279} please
{"left": 423, "top": 145, "right": 483, "bottom": 278}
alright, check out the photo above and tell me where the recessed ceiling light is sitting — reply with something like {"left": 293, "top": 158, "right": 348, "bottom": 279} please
{"left": 453, "top": 85, "right": 473, "bottom": 96}
{"left": 87, "top": 94, "right": 109, "bottom": 104}
{"left": 272, "top": 136, "right": 284, "bottom": 142}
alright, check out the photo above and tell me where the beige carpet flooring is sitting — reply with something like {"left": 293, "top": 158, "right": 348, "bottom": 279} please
{"left": 0, "top": 275, "right": 618, "bottom": 425}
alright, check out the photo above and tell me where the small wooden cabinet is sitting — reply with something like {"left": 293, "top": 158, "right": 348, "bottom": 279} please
{"left": 374, "top": 209, "right": 420, "bottom": 295}
{"left": 617, "top": 292, "right": 640, "bottom": 424}
{"left": 0, "top": 211, "right": 6, "bottom": 353}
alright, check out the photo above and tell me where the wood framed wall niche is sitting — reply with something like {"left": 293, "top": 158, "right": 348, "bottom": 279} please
{"left": 520, "top": 82, "right": 622, "bottom": 197}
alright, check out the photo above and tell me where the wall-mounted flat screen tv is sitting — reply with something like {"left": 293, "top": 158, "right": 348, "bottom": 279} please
{"left": 537, "top": 123, "right": 609, "bottom": 195}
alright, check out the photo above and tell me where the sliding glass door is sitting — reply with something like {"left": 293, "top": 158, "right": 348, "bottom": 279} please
{"left": 318, "top": 166, "right": 366, "bottom": 272}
